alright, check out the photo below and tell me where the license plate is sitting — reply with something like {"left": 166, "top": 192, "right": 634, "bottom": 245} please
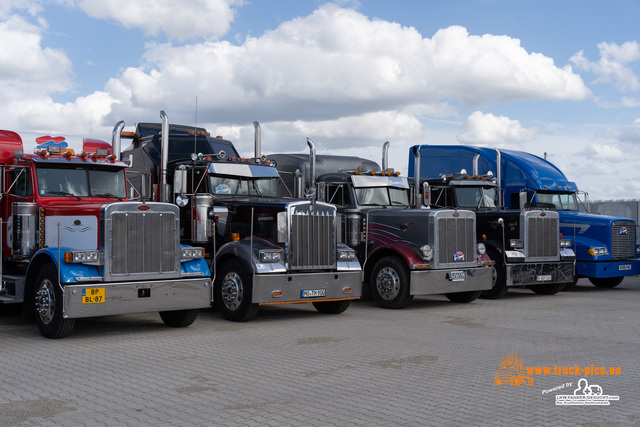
{"left": 301, "top": 289, "right": 326, "bottom": 298}
{"left": 619, "top": 264, "right": 631, "bottom": 271}
{"left": 82, "top": 288, "right": 105, "bottom": 303}
{"left": 449, "top": 271, "right": 467, "bottom": 281}
{"left": 536, "top": 275, "right": 552, "bottom": 281}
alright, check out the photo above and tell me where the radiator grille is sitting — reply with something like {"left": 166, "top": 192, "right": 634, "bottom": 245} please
{"left": 526, "top": 214, "right": 559, "bottom": 259}
{"left": 612, "top": 221, "right": 636, "bottom": 258}
{"left": 288, "top": 204, "right": 336, "bottom": 270}
{"left": 111, "top": 212, "right": 177, "bottom": 275}
{"left": 437, "top": 217, "right": 475, "bottom": 267}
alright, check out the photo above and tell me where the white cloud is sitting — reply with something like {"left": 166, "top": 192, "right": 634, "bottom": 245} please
{"left": 103, "top": 5, "right": 590, "bottom": 127}
{"left": 76, "top": 0, "right": 242, "bottom": 41}
{"left": 457, "top": 111, "right": 539, "bottom": 145}
{"left": 423, "top": 26, "right": 590, "bottom": 106}
{"left": 0, "top": 4, "right": 593, "bottom": 182}
{"left": 194, "top": 110, "right": 425, "bottom": 155}
{"left": 571, "top": 41, "right": 640, "bottom": 92}
{"left": 0, "top": 0, "right": 42, "bottom": 19}
{"left": 582, "top": 143, "right": 625, "bottom": 161}
{"left": 0, "top": 15, "right": 72, "bottom": 94}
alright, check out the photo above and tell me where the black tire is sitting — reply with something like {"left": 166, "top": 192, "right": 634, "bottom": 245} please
{"left": 33, "top": 263, "right": 75, "bottom": 339}
{"left": 562, "top": 272, "right": 579, "bottom": 291}
{"left": 588, "top": 276, "right": 624, "bottom": 288}
{"left": 445, "top": 290, "right": 482, "bottom": 303}
{"left": 313, "top": 300, "right": 351, "bottom": 314}
{"left": 370, "top": 256, "right": 413, "bottom": 309}
{"left": 159, "top": 309, "right": 199, "bottom": 327}
{"left": 214, "top": 259, "right": 259, "bottom": 322}
{"left": 480, "top": 251, "right": 508, "bottom": 300}
{"left": 529, "top": 282, "right": 565, "bottom": 295}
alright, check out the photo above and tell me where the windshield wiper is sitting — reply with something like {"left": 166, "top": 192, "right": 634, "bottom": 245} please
{"left": 45, "top": 191, "right": 82, "bottom": 200}
{"left": 93, "top": 192, "right": 124, "bottom": 201}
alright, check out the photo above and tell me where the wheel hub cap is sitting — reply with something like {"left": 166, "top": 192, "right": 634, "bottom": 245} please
{"left": 376, "top": 267, "right": 400, "bottom": 301}
{"left": 221, "top": 272, "right": 243, "bottom": 310}
{"left": 35, "top": 279, "right": 55, "bottom": 324}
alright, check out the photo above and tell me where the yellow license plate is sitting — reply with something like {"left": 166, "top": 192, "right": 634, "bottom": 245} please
{"left": 82, "top": 288, "right": 105, "bottom": 303}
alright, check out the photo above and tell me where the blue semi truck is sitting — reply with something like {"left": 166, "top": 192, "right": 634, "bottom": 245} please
{"left": 409, "top": 145, "right": 640, "bottom": 289}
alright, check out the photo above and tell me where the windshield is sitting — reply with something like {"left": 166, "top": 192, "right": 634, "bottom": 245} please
{"left": 354, "top": 187, "right": 410, "bottom": 207}
{"left": 209, "top": 175, "right": 278, "bottom": 197}
{"left": 36, "top": 165, "right": 127, "bottom": 199}
{"left": 536, "top": 192, "right": 579, "bottom": 211}
{"left": 454, "top": 186, "right": 497, "bottom": 208}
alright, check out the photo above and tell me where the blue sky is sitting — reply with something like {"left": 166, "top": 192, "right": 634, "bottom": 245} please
{"left": 2, "top": 0, "right": 640, "bottom": 200}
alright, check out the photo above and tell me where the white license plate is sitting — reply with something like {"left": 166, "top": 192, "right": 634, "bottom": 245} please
{"left": 301, "top": 289, "right": 326, "bottom": 298}
{"left": 449, "top": 271, "right": 467, "bottom": 281}
{"left": 619, "top": 264, "right": 631, "bottom": 271}
{"left": 536, "top": 275, "right": 552, "bottom": 281}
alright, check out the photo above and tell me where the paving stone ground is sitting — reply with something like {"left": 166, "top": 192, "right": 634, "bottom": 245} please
{"left": 1, "top": 277, "right": 639, "bottom": 427}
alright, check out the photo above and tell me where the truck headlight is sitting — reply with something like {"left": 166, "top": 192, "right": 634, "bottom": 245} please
{"left": 64, "top": 250, "right": 100, "bottom": 264}
{"left": 337, "top": 248, "right": 357, "bottom": 262}
{"left": 181, "top": 247, "right": 205, "bottom": 260}
{"left": 259, "top": 249, "right": 283, "bottom": 263}
{"left": 476, "top": 243, "right": 486, "bottom": 255}
{"left": 560, "top": 239, "right": 571, "bottom": 248}
{"left": 420, "top": 245, "right": 433, "bottom": 261}
{"left": 509, "top": 239, "right": 524, "bottom": 249}
{"left": 587, "top": 247, "right": 608, "bottom": 256}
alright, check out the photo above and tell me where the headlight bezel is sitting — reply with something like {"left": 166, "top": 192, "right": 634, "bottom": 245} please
{"left": 420, "top": 244, "right": 433, "bottom": 261}
{"left": 259, "top": 249, "right": 284, "bottom": 263}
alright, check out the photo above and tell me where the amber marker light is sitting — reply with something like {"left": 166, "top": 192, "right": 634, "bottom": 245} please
{"left": 232, "top": 233, "right": 240, "bottom": 241}
{"left": 272, "top": 291, "right": 282, "bottom": 297}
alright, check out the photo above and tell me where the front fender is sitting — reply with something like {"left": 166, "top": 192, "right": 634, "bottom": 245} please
{"left": 368, "top": 242, "right": 424, "bottom": 268}
{"left": 215, "top": 239, "right": 286, "bottom": 276}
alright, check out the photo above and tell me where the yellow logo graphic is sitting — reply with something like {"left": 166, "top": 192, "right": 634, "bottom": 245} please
{"left": 494, "top": 353, "right": 534, "bottom": 386}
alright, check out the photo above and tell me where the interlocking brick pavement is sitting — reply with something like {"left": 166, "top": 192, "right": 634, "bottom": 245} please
{"left": 1, "top": 277, "right": 639, "bottom": 426}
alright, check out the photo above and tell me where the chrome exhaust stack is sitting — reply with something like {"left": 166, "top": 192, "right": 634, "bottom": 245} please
{"left": 412, "top": 146, "right": 421, "bottom": 208}
{"left": 306, "top": 138, "right": 316, "bottom": 202}
{"left": 473, "top": 153, "right": 480, "bottom": 176}
{"left": 382, "top": 141, "right": 390, "bottom": 170}
{"left": 111, "top": 121, "right": 125, "bottom": 161}
{"left": 159, "top": 110, "right": 170, "bottom": 203}
{"left": 494, "top": 148, "right": 502, "bottom": 208}
{"left": 254, "top": 121, "right": 261, "bottom": 159}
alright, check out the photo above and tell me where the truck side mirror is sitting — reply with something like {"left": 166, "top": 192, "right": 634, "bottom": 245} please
{"left": 519, "top": 192, "right": 527, "bottom": 210}
{"left": 173, "top": 165, "right": 188, "bottom": 196}
{"left": 422, "top": 182, "right": 431, "bottom": 208}
{"left": 317, "top": 182, "right": 326, "bottom": 202}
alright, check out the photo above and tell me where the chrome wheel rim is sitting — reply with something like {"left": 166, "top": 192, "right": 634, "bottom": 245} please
{"left": 221, "top": 272, "right": 243, "bottom": 310}
{"left": 375, "top": 267, "right": 400, "bottom": 301}
{"left": 35, "top": 279, "right": 55, "bottom": 325}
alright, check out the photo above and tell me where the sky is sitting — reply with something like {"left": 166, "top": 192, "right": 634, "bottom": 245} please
{"left": 2, "top": 0, "right": 640, "bottom": 201}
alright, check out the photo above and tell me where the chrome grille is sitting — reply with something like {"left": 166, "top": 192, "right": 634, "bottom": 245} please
{"left": 525, "top": 212, "right": 559, "bottom": 260}
{"left": 612, "top": 221, "right": 635, "bottom": 258}
{"left": 436, "top": 215, "right": 475, "bottom": 267}
{"left": 288, "top": 203, "right": 336, "bottom": 270}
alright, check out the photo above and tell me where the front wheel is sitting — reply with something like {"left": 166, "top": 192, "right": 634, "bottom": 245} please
{"left": 214, "top": 259, "right": 259, "bottom": 322}
{"left": 159, "top": 309, "right": 199, "bottom": 327}
{"left": 313, "top": 300, "right": 351, "bottom": 314}
{"left": 529, "top": 282, "right": 565, "bottom": 295}
{"left": 589, "top": 277, "right": 624, "bottom": 288}
{"left": 481, "top": 252, "right": 508, "bottom": 300}
{"left": 34, "top": 263, "right": 75, "bottom": 339}
{"left": 370, "top": 257, "right": 413, "bottom": 309}
{"left": 445, "top": 290, "right": 482, "bottom": 303}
